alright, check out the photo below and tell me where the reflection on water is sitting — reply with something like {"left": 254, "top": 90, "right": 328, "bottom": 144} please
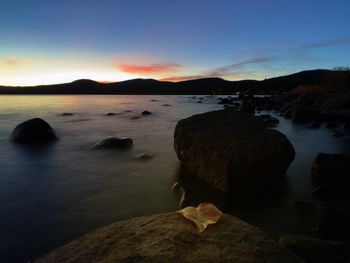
{"left": 0, "top": 95, "right": 349, "bottom": 262}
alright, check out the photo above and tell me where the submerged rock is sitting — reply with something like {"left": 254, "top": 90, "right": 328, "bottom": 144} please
{"left": 141, "top": 110, "right": 152, "bottom": 116}
{"left": 62, "top": 112, "right": 74, "bottom": 116}
{"left": 174, "top": 108, "right": 295, "bottom": 194}
{"left": 11, "top": 118, "right": 57, "bottom": 144}
{"left": 90, "top": 137, "right": 133, "bottom": 150}
{"left": 135, "top": 152, "right": 153, "bottom": 160}
{"left": 312, "top": 153, "right": 350, "bottom": 191}
{"left": 34, "top": 213, "right": 303, "bottom": 263}
{"left": 279, "top": 234, "right": 350, "bottom": 263}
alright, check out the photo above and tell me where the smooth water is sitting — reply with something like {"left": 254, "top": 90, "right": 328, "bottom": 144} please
{"left": 0, "top": 95, "right": 349, "bottom": 262}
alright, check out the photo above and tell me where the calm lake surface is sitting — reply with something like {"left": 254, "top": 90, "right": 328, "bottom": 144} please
{"left": 0, "top": 95, "right": 349, "bottom": 262}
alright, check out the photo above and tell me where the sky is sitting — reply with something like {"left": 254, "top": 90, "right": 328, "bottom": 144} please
{"left": 0, "top": 0, "right": 350, "bottom": 86}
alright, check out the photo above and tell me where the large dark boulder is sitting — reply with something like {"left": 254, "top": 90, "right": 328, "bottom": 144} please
{"left": 34, "top": 213, "right": 303, "bottom": 263}
{"left": 312, "top": 153, "right": 350, "bottom": 191}
{"left": 174, "top": 108, "right": 295, "bottom": 194}
{"left": 279, "top": 234, "right": 350, "bottom": 263}
{"left": 11, "top": 118, "right": 57, "bottom": 143}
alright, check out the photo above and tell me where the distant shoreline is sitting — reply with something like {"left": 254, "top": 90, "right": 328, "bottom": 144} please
{"left": 1, "top": 69, "right": 349, "bottom": 95}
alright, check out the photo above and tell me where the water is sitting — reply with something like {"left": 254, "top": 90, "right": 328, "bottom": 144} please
{"left": 0, "top": 95, "right": 349, "bottom": 262}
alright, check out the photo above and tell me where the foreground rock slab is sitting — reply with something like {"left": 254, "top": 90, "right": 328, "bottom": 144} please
{"left": 11, "top": 118, "right": 57, "bottom": 143}
{"left": 35, "top": 213, "right": 303, "bottom": 263}
{"left": 174, "top": 108, "right": 295, "bottom": 194}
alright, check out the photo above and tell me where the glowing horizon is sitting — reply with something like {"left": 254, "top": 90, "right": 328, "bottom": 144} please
{"left": 1, "top": 0, "right": 350, "bottom": 87}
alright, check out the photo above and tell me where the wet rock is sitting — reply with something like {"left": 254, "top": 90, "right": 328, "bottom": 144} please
{"left": 312, "top": 153, "right": 350, "bottom": 191}
{"left": 11, "top": 118, "right": 57, "bottom": 144}
{"left": 34, "top": 213, "right": 303, "bottom": 263}
{"left": 174, "top": 108, "right": 295, "bottom": 194}
{"left": 196, "top": 100, "right": 202, "bottom": 103}
{"left": 90, "top": 137, "right": 133, "bottom": 150}
{"left": 106, "top": 112, "right": 117, "bottom": 116}
{"left": 307, "top": 121, "right": 322, "bottom": 129}
{"left": 135, "top": 152, "right": 153, "bottom": 160}
{"left": 259, "top": 115, "right": 280, "bottom": 127}
{"left": 294, "top": 200, "right": 350, "bottom": 240}
{"left": 62, "top": 112, "right": 74, "bottom": 116}
{"left": 279, "top": 234, "right": 350, "bottom": 263}
{"left": 292, "top": 108, "right": 320, "bottom": 124}
{"left": 240, "top": 100, "right": 255, "bottom": 114}
{"left": 333, "top": 131, "right": 344, "bottom": 138}
{"left": 141, "top": 111, "right": 152, "bottom": 116}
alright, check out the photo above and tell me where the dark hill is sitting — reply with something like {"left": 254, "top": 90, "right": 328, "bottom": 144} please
{"left": 0, "top": 69, "right": 349, "bottom": 95}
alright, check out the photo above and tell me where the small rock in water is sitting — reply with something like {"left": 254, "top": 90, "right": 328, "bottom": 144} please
{"left": 130, "top": 116, "right": 140, "bottom": 120}
{"left": 90, "top": 137, "right": 133, "bottom": 150}
{"left": 11, "top": 118, "right": 57, "bottom": 144}
{"left": 135, "top": 152, "right": 153, "bottom": 160}
{"left": 141, "top": 111, "right": 152, "bottom": 116}
{"left": 106, "top": 113, "right": 117, "bottom": 116}
{"left": 62, "top": 112, "right": 74, "bottom": 116}
{"left": 161, "top": 104, "right": 172, "bottom": 106}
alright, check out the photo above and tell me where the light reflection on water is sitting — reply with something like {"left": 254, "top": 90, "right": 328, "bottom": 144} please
{"left": 0, "top": 95, "right": 349, "bottom": 262}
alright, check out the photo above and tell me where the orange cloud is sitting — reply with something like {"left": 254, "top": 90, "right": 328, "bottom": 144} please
{"left": 118, "top": 63, "right": 181, "bottom": 75}
{"left": 3, "top": 59, "right": 19, "bottom": 66}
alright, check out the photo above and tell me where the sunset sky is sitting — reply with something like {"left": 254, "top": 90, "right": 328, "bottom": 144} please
{"left": 1, "top": 0, "right": 350, "bottom": 86}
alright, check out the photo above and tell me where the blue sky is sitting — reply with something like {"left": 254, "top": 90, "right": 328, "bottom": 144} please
{"left": 0, "top": 0, "right": 349, "bottom": 85}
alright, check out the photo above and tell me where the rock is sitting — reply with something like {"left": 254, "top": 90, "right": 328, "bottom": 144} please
{"left": 90, "top": 137, "right": 133, "bottom": 150}
{"left": 11, "top": 118, "right": 57, "bottom": 144}
{"left": 174, "top": 108, "right": 295, "bottom": 194}
{"left": 130, "top": 116, "right": 140, "bottom": 120}
{"left": 62, "top": 112, "right": 74, "bottom": 116}
{"left": 34, "top": 213, "right": 303, "bottom": 263}
{"left": 333, "top": 131, "right": 344, "bottom": 138}
{"left": 292, "top": 108, "right": 320, "bottom": 124}
{"left": 135, "top": 152, "right": 153, "bottom": 160}
{"left": 162, "top": 104, "right": 172, "bottom": 106}
{"left": 240, "top": 100, "right": 255, "bottom": 114}
{"left": 106, "top": 112, "right": 117, "bottom": 116}
{"left": 279, "top": 234, "right": 350, "bottom": 263}
{"left": 294, "top": 201, "right": 350, "bottom": 240}
{"left": 307, "top": 121, "right": 322, "bottom": 129}
{"left": 312, "top": 153, "right": 350, "bottom": 191}
{"left": 141, "top": 111, "right": 153, "bottom": 116}
{"left": 196, "top": 100, "right": 202, "bottom": 103}
{"left": 259, "top": 115, "right": 280, "bottom": 127}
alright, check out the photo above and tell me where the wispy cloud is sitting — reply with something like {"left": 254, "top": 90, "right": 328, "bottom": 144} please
{"left": 118, "top": 63, "right": 181, "bottom": 74}
{"left": 205, "top": 56, "right": 273, "bottom": 77}
{"left": 291, "top": 37, "right": 350, "bottom": 51}
{"left": 161, "top": 75, "right": 205, "bottom": 82}
{"left": 161, "top": 57, "right": 272, "bottom": 81}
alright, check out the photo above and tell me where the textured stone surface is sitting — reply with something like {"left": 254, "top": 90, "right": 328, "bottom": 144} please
{"left": 279, "top": 234, "right": 350, "bottom": 263}
{"left": 35, "top": 213, "right": 303, "bottom": 263}
{"left": 174, "top": 108, "right": 295, "bottom": 194}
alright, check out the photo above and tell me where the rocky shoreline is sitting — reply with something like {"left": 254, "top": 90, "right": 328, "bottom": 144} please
{"left": 9, "top": 91, "right": 350, "bottom": 263}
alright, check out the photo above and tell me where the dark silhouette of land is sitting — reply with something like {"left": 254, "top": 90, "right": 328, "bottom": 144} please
{"left": 0, "top": 69, "right": 349, "bottom": 95}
